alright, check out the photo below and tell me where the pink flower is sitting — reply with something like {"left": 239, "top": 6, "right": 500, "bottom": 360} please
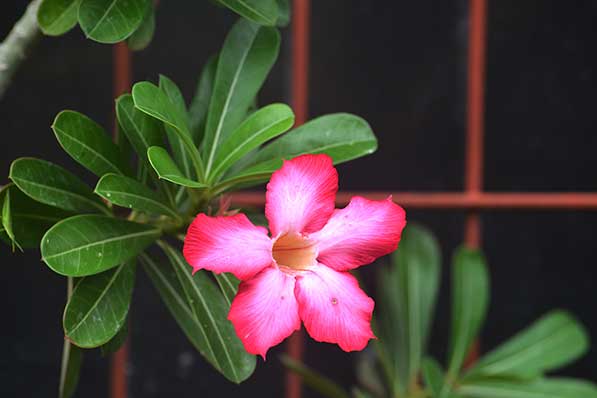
{"left": 183, "top": 154, "right": 406, "bottom": 358}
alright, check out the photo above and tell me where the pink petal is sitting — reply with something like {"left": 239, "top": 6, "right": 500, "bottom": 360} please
{"left": 266, "top": 154, "right": 338, "bottom": 237}
{"left": 312, "top": 196, "right": 406, "bottom": 271}
{"left": 183, "top": 213, "right": 273, "bottom": 280}
{"left": 295, "top": 264, "right": 375, "bottom": 352}
{"left": 228, "top": 266, "right": 300, "bottom": 359}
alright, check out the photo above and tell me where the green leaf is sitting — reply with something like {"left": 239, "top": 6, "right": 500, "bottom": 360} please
{"left": 52, "top": 110, "right": 129, "bottom": 177}
{"left": 141, "top": 247, "right": 256, "bottom": 383}
{"left": 215, "top": 0, "right": 279, "bottom": 26}
{"left": 95, "top": 173, "right": 180, "bottom": 220}
{"left": 78, "top": 0, "right": 150, "bottom": 43}
{"left": 147, "top": 146, "right": 206, "bottom": 188}
{"left": 1, "top": 188, "right": 21, "bottom": 251}
{"left": 209, "top": 103, "right": 294, "bottom": 181}
{"left": 458, "top": 378, "right": 597, "bottom": 398}
{"left": 189, "top": 55, "right": 218, "bottom": 144}
{"left": 133, "top": 81, "right": 205, "bottom": 180}
{"left": 115, "top": 94, "right": 163, "bottom": 166}
{"left": 465, "top": 311, "right": 589, "bottom": 380}
{"left": 275, "top": 0, "right": 290, "bottom": 26}
{"left": 64, "top": 262, "right": 135, "bottom": 347}
{"left": 0, "top": 185, "right": 71, "bottom": 249}
{"left": 9, "top": 158, "right": 107, "bottom": 214}
{"left": 101, "top": 320, "right": 128, "bottom": 356}
{"left": 280, "top": 355, "right": 350, "bottom": 398}
{"left": 41, "top": 215, "right": 160, "bottom": 276}
{"left": 422, "top": 358, "right": 447, "bottom": 398}
{"left": 213, "top": 273, "right": 240, "bottom": 307}
{"left": 217, "top": 113, "right": 377, "bottom": 191}
{"left": 59, "top": 339, "right": 83, "bottom": 398}
{"left": 37, "top": 0, "right": 80, "bottom": 36}
{"left": 447, "top": 247, "right": 489, "bottom": 377}
{"left": 355, "top": 351, "right": 386, "bottom": 397}
{"left": 203, "top": 19, "right": 280, "bottom": 175}
{"left": 127, "top": 4, "right": 154, "bottom": 50}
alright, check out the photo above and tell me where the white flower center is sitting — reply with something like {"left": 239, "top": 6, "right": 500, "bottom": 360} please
{"left": 272, "top": 233, "right": 316, "bottom": 271}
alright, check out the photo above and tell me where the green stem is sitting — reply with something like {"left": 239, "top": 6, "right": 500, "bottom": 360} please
{"left": 0, "top": 0, "right": 42, "bottom": 99}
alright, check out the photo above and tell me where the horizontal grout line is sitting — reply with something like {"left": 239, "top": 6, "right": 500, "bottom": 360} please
{"left": 231, "top": 191, "right": 597, "bottom": 210}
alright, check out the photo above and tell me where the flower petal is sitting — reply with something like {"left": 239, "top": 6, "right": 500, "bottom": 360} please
{"left": 183, "top": 213, "right": 272, "bottom": 280}
{"left": 228, "top": 266, "right": 300, "bottom": 359}
{"left": 266, "top": 154, "right": 338, "bottom": 237}
{"left": 295, "top": 264, "right": 375, "bottom": 352}
{"left": 312, "top": 196, "right": 406, "bottom": 271}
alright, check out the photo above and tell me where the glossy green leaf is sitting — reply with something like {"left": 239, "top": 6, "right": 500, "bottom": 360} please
{"left": 189, "top": 55, "right": 218, "bottom": 143}
{"left": 0, "top": 185, "right": 71, "bottom": 249}
{"left": 52, "top": 110, "right": 128, "bottom": 177}
{"left": 78, "top": 0, "right": 150, "bottom": 43}
{"left": 101, "top": 320, "right": 128, "bottom": 356}
{"left": 147, "top": 146, "right": 206, "bottom": 188}
{"left": 281, "top": 355, "right": 350, "bottom": 398}
{"left": 422, "top": 358, "right": 447, "bottom": 398}
{"left": 216, "top": 0, "right": 279, "bottom": 26}
{"left": 115, "top": 94, "right": 163, "bottom": 165}
{"left": 59, "top": 339, "right": 82, "bottom": 398}
{"left": 9, "top": 158, "right": 107, "bottom": 214}
{"left": 465, "top": 311, "right": 589, "bottom": 380}
{"left": 1, "top": 188, "right": 20, "bottom": 251}
{"left": 217, "top": 113, "right": 377, "bottom": 191}
{"left": 141, "top": 247, "right": 256, "bottom": 383}
{"left": 64, "top": 262, "right": 135, "bottom": 347}
{"left": 127, "top": 4, "right": 154, "bottom": 50}
{"left": 213, "top": 273, "right": 239, "bottom": 307}
{"left": 447, "top": 247, "right": 489, "bottom": 377}
{"left": 203, "top": 19, "right": 280, "bottom": 175}
{"left": 37, "top": 0, "right": 80, "bottom": 36}
{"left": 41, "top": 215, "right": 160, "bottom": 276}
{"left": 458, "top": 378, "right": 597, "bottom": 398}
{"left": 209, "top": 103, "right": 294, "bottom": 181}
{"left": 95, "top": 173, "right": 179, "bottom": 220}
{"left": 133, "top": 81, "right": 205, "bottom": 180}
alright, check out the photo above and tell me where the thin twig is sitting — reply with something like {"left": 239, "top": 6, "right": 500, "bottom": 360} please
{"left": 0, "top": 0, "right": 42, "bottom": 99}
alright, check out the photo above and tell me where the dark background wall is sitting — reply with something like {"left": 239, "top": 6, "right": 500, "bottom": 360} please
{"left": 2, "top": 1, "right": 596, "bottom": 396}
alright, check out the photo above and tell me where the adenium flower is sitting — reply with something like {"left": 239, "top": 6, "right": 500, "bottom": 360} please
{"left": 183, "top": 154, "right": 406, "bottom": 358}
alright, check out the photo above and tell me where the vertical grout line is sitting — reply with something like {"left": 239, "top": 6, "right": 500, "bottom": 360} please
{"left": 464, "top": 0, "right": 487, "bottom": 365}
{"left": 286, "top": 1, "right": 310, "bottom": 398}
{"left": 111, "top": 41, "right": 131, "bottom": 398}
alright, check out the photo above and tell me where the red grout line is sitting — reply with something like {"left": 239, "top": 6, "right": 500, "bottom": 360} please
{"left": 286, "top": 1, "right": 310, "bottom": 398}
{"left": 111, "top": 41, "right": 131, "bottom": 398}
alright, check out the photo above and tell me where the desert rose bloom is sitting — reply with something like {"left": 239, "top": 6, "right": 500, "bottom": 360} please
{"left": 183, "top": 154, "right": 406, "bottom": 358}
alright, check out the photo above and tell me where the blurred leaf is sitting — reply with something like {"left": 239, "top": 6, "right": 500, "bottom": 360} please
{"left": 95, "top": 173, "right": 180, "bottom": 220}
{"left": 276, "top": 0, "right": 290, "bottom": 26}
{"left": 147, "top": 146, "right": 206, "bottom": 188}
{"left": 52, "top": 110, "right": 129, "bottom": 177}
{"left": 281, "top": 355, "right": 350, "bottom": 398}
{"left": 37, "top": 0, "right": 80, "bottom": 36}
{"left": 142, "top": 246, "right": 256, "bottom": 383}
{"left": 422, "top": 357, "right": 448, "bottom": 398}
{"left": 213, "top": 272, "right": 239, "bottom": 307}
{"left": 78, "top": 0, "right": 150, "bottom": 43}
{"left": 465, "top": 310, "right": 589, "bottom": 380}
{"left": 64, "top": 262, "right": 135, "bottom": 347}
{"left": 59, "top": 338, "right": 82, "bottom": 398}
{"left": 101, "top": 320, "right": 128, "bottom": 356}
{"left": 127, "top": 4, "right": 154, "bottom": 50}
{"left": 203, "top": 19, "right": 280, "bottom": 175}
{"left": 9, "top": 158, "right": 107, "bottom": 214}
{"left": 41, "top": 215, "right": 160, "bottom": 276}
{"left": 355, "top": 350, "right": 386, "bottom": 397}
{"left": 215, "top": 0, "right": 279, "bottom": 26}
{"left": 447, "top": 247, "right": 489, "bottom": 377}
{"left": 458, "top": 377, "right": 597, "bottom": 398}
{"left": 217, "top": 113, "right": 377, "bottom": 191}
{"left": 189, "top": 54, "right": 218, "bottom": 144}
{"left": 115, "top": 94, "right": 163, "bottom": 166}
{"left": 209, "top": 103, "right": 294, "bottom": 181}
{"left": 133, "top": 81, "right": 204, "bottom": 180}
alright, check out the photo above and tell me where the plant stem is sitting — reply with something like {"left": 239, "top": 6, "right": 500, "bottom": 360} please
{"left": 58, "top": 276, "right": 74, "bottom": 398}
{"left": 0, "top": 0, "right": 42, "bottom": 99}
